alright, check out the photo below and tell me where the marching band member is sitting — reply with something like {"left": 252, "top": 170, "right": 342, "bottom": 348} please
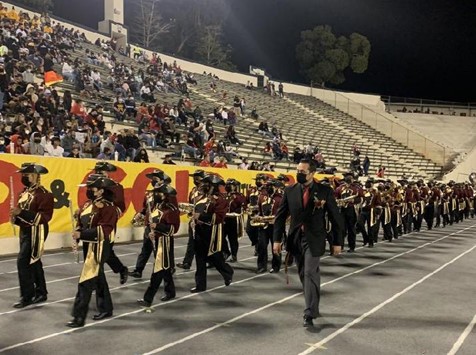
{"left": 68, "top": 176, "right": 121, "bottom": 327}
{"left": 129, "top": 169, "right": 172, "bottom": 279}
{"left": 176, "top": 170, "right": 206, "bottom": 270}
{"left": 334, "top": 172, "right": 362, "bottom": 253}
{"left": 222, "top": 179, "right": 246, "bottom": 262}
{"left": 256, "top": 179, "right": 283, "bottom": 274}
{"left": 190, "top": 174, "right": 234, "bottom": 293}
{"left": 245, "top": 173, "right": 270, "bottom": 255}
{"left": 137, "top": 184, "right": 180, "bottom": 307}
{"left": 92, "top": 162, "right": 128, "bottom": 284}
{"left": 357, "top": 178, "right": 381, "bottom": 248}
{"left": 10, "top": 163, "right": 54, "bottom": 308}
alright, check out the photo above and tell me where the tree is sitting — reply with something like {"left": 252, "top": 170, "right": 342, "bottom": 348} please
{"left": 128, "top": 0, "right": 174, "bottom": 50}
{"left": 195, "top": 25, "right": 236, "bottom": 70}
{"left": 15, "top": 0, "right": 53, "bottom": 11}
{"left": 296, "top": 25, "right": 371, "bottom": 87}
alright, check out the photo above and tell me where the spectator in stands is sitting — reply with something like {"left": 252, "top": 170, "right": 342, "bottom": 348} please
{"left": 221, "top": 107, "right": 228, "bottom": 126}
{"left": 258, "top": 120, "right": 273, "bottom": 138}
{"left": 134, "top": 148, "right": 149, "bottom": 163}
{"left": 70, "top": 98, "right": 87, "bottom": 121}
{"left": 263, "top": 142, "right": 273, "bottom": 157}
{"left": 67, "top": 146, "right": 83, "bottom": 158}
{"left": 124, "top": 94, "right": 137, "bottom": 120}
{"left": 199, "top": 153, "right": 212, "bottom": 167}
{"left": 240, "top": 97, "right": 246, "bottom": 116}
{"left": 225, "top": 125, "right": 242, "bottom": 145}
{"left": 183, "top": 133, "right": 200, "bottom": 159}
{"left": 163, "top": 154, "right": 176, "bottom": 165}
{"left": 62, "top": 90, "right": 72, "bottom": 113}
{"left": 29, "top": 132, "right": 44, "bottom": 155}
{"left": 377, "top": 165, "right": 386, "bottom": 178}
{"left": 162, "top": 117, "right": 180, "bottom": 143}
{"left": 249, "top": 161, "right": 260, "bottom": 170}
{"left": 140, "top": 83, "right": 154, "bottom": 102}
{"left": 44, "top": 136, "right": 64, "bottom": 157}
{"left": 363, "top": 156, "right": 370, "bottom": 176}
{"left": 213, "top": 156, "right": 228, "bottom": 169}
{"left": 278, "top": 83, "right": 284, "bottom": 98}
{"left": 223, "top": 142, "right": 239, "bottom": 163}
{"left": 113, "top": 98, "right": 126, "bottom": 122}
{"left": 238, "top": 158, "right": 249, "bottom": 170}
{"left": 97, "top": 146, "right": 112, "bottom": 160}
{"left": 352, "top": 143, "right": 360, "bottom": 157}
{"left": 293, "top": 147, "right": 304, "bottom": 163}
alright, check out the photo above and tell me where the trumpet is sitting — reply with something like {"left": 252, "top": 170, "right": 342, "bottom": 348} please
{"left": 132, "top": 213, "right": 146, "bottom": 227}
{"left": 249, "top": 215, "right": 275, "bottom": 227}
{"left": 178, "top": 203, "right": 194, "bottom": 215}
{"left": 336, "top": 194, "right": 358, "bottom": 208}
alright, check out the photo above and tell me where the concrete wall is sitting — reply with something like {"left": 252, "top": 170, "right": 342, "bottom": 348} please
{"left": 443, "top": 145, "right": 476, "bottom": 183}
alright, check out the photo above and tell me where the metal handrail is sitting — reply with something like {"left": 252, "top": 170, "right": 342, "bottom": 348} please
{"left": 330, "top": 91, "right": 447, "bottom": 167}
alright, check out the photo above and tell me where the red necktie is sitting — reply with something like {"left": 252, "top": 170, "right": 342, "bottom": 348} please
{"left": 303, "top": 186, "right": 310, "bottom": 208}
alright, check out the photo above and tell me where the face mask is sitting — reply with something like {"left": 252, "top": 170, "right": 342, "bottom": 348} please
{"left": 193, "top": 178, "right": 201, "bottom": 187}
{"left": 256, "top": 181, "right": 263, "bottom": 188}
{"left": 267, "top": 187, "right": 274, "bottom": 195}
{"left": 201, "top": 185, "right": 211, "bottom": 194}
{"left": 86, "top": 189, "right": 95, "bottom": 200}
{"left": 21, "top": 176, "right": 31, "bottom": 187}
{"left": 344, "top": 177, "right": 352, "bottom": 184}
{"left": 154, "top": 193, "right": 163, "bottom": 203}
{"left": 34, "top": 138, "right": 41, "bottom": 143}
{"left": 365, "top": 183, "right": 372, "bottom": 189}
{"left": 225, "top": 185, "right": 232, "bottom": 193}
{"left": 296, "top": 173, "right": 308, "bottom": 184}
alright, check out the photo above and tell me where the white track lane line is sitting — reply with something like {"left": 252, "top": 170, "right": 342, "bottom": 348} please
{"left": 299, "top": 243, "right": 476, "bottom": 354}
{"left": 0, "top": 224, "right": 472, "bottom": 353}
{"left": 0, "top": 241, "right": 189, "bottom": 264}
{"left": 447, "top": 313, "right": 476, "bottom": 355}
{"left": 141, "top": 223, "right": 475, "bottom": 354}
{"left": 0, "top": 241, "right": 227, "bottom": 292}
{"left": 0, "top": 252, "right": 138, "bottom": 276}
{"left": 0, "top": 255, "right": 258, "bottom": 317}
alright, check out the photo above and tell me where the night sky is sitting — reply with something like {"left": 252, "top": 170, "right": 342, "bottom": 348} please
{"left": 51, "top": 0, "right": 476, "bottom": 102}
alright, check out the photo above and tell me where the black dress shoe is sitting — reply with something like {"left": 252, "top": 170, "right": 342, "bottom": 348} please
{"left": 92, "top": 312, "right": 113, "bottom": 320}
{"left": 256, "top": 268, "right": 266, "bottom": 274}
{"left": 128, "top": 270, "right": 142, "bottom": 278}
{"left": 13, "top": 298, "right": 33, "bottom": 309}
{"left": 347, "top": 249, "right": 355, "bottom": 253}
{"left": 176, "top": 262, "right": 191, "bottom": 270}
{"left": 269, "top": 268, "right": 280, "bottom": 273}
{"left": 303, "top": 315, "right": 314, "bottom": 327}
{"left": 66, "top": 318, "right": 85, "bottom": 328}
{"left": 224, "top": 279, "right": 232, "bottom": 286}
{"left": 190, "top": 287, "right": 205, "bottom": 293}
{"left": 160, "top": 294, "right": 175, "bottom": 302}
{"left": 32, "top": 295, "right": 47, "bottom": 304}
{"left": 120, "top": 267, "right": 129, "bottom": 284}
{"left": 137, "top": 299, "right": 152, "bottom": 307}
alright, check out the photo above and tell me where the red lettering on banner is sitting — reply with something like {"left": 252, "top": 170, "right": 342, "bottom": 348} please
{"left": 175, "top": 170, "right": 190, "bottom": 203}
{"left": 0, "top": 161, "right": 23, "bottom": 224}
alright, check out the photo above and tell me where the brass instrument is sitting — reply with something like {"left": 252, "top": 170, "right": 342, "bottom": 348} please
{"left": 249, "top": 215, "right": 275, "bottom": 227}
{"left": 9, "top": 176, "right": 16, "bottom": 237}
{"left": 132, "top": 213, "right": 145, "bottom": 227}
{"left": 178, "top": 202, "right": 194, "bottom": 215}
{"left": 68, "top": 199, "right": 80, "bottom": 263}
{"left": 336, "top": 194, "right": 358, "bottom": 208}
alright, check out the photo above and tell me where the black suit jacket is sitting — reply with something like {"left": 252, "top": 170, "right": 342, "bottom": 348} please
{"left": 273, "top": 182, "right": 344, "bottom": 257}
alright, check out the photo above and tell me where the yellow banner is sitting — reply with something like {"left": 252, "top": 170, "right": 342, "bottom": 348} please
{"left": 0, "top": 155, "right": 309, "bottom": 239}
